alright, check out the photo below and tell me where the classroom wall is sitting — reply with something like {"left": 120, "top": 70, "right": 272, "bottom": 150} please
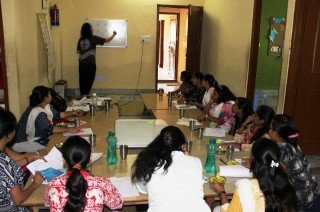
{"left": 256, "top": 0, "right": 288, "bottom": 90}
{"left": 2, "top": 0, "right": 203, "bottom": 116}
{"left": 201, "top": 0, "right": 254, "bottom": 97}
{"left": 59, "top": 0, "right": 202, "bottom": 91}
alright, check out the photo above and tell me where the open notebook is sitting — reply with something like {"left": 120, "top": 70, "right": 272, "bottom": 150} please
{"left": 27, "top": 147, "right": 103, "bottom": 184}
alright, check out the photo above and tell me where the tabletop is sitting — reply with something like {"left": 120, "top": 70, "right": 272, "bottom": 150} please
{"left": 22, "top": 93, "right": 250, "bottom": 207}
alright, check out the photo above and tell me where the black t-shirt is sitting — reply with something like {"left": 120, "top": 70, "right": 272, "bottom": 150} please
{"left": 77, "top": 35, "right": 106, "bottom": 64}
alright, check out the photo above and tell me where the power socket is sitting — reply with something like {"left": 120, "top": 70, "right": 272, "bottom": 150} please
{"left": 140, "top": 35, "right": 151, "bottom": 43}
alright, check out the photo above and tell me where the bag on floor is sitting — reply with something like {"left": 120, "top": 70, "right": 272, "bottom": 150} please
{"left": 49, "top": 88, "right": 67, "bottom": 112}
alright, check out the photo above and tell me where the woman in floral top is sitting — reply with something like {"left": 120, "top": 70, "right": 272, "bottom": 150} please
{"left": 233, "top": 105, "right": 274, "bottom": 149}
{"left": 269, "top": 114, "right": 319, "bottom": 211}
{"left": 45, "top": 136, "right": 123, "bottom": 212}
{"left": 199, "top": 85, "right": 235, "bottom": 134}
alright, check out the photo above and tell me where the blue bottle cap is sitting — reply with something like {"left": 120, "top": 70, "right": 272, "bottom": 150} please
{"left": 209, "top": 139, "right": 216, "bottom": 145}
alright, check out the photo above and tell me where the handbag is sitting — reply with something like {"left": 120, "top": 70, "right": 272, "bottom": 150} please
{"left": 49, "top": 88, "right": 67, "bottom": 112}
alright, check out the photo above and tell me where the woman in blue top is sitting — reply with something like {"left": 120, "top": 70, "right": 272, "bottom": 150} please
{"left": 10, "top": 86, "right": 80, "bottom": 153}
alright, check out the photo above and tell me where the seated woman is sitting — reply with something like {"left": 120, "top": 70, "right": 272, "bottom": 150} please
{"left": 269, "top": 114, "right": 319, "bottom": 211}
{"left": 232, "top": 97, "right": 253, "bottom": 135}
{"left": 172, "top": 71, "right": 193, "bottom": 96}
{"left": 183, "top": 72, "right": 206, "bottom": 104}
{"left": 211, "top": 138, "right": 298, "bottom": 212}
{"left": 10, "top": 86, "right": 81, "bottom": 153}
{"left": 233, "top": 105, "right": 275, "bottom": 149}
{"left": 195, "top": 74, "right": 219, "bottom": 113}
{"left": 131, "top": 126, "right": 210, "bottom": 212}
{"left": 198, "top": 85, "right": 235, "bottom": 134}
{"left": 45, "top": 136, "right": 123, "bottom": 211}
{"left": 0, "top": 109, "right": 43, "bottom": 211}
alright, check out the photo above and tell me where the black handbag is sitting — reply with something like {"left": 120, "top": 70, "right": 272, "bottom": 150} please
{"left": 49, "top": 88, "right": 67, "bottom": 112}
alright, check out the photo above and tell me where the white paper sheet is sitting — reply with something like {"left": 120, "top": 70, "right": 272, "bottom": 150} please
{"left": 63, "top": 128, "right": 93, "bottom": 136}
{"left": 175, "top": 104, "right": 197, "bottom": 110}
{"left": 176, "top": 118, "right": 202, "bottom": 126}
{"left": 27, "top": 146, "right": 102, "bottom": 179}
{"left": 219, "top": 165, "right": 253, "bottom": 178}
{"left": 88, "top": 153, "right": 103, "bottom": 166}
{"left": 109, "top": 177, "right": 140, "bottom": 197}
{"left": 27, "top": 147, "right": 64, "bottom": 175}
{"left": 203, "top": 127, "right": 226, "bottom": 137}
{"left": 66, "top": 105, "right": 90, "bottom": 112}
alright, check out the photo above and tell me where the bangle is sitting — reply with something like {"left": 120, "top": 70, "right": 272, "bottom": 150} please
{"left": 25, "top": 157, "right": 29, "bottom": 164}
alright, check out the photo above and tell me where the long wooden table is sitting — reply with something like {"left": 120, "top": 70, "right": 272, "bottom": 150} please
{"left": 22, "top": 93, "right": 248, "bottom": 209}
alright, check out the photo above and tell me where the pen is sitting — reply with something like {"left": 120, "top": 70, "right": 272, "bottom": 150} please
{"left": 220, "top": 158, "right": 227, "bottom": 165}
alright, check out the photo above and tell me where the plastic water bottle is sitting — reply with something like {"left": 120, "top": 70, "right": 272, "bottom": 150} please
{"left": 92, "top": 93, "right": 98, "bottom": 107}
{"left": 107, "top": 132, "right": 118, "bottom": 164}
{"left": 204, "top": 139, "right": 217, "bottom": 174}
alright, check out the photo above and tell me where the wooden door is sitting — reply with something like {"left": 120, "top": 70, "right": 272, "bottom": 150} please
{"left": 285, "top": 0, "right": 320, "bottom": 154}
{"left": 0, "top": 1, "right": 8, "bottom": 108}
{"left": 186, "top": 5, "right": 203, "bottom": 73}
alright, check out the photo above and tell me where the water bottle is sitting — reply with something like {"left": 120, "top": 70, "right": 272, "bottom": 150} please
{"left": 107, "top": 132, "right": 118, "bottom": 164}
{"left": 92, "top": 93, "right": 98, "bottom": 108}
{"left": 204, "top": 139, "right": 217, "bottom": 174}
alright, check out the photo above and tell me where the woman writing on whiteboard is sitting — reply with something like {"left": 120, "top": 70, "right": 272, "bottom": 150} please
{"left": 77, "top": 22, "right": 117, "bottom": 99}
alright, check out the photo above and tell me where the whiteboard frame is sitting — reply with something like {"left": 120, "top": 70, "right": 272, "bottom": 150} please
{"left": 87, "top": 19, "right": 128, "bottom": 48}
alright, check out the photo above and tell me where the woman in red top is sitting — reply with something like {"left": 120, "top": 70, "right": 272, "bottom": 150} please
{"left": 233, "top": 105, "right": 275, "bottom": 149}
{"left": 44, "top": 136, "right": 123, "bottom": 212}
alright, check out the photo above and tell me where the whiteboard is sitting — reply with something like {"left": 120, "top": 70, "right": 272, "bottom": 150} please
{"left": 87, "top": 19, "right": 127, "bottom": 48}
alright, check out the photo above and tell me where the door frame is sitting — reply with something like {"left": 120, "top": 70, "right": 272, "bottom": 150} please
{"left": 283, "top": 0, "right": 305, "bottom": 116}
{"left": 246, "top": 0, "right": 263, "bottom": 104}
{"left": 0, "top": 1, "right": 9, "bottom": 109}
{"left": 157, "top": 12, "right": 180, "bottom": 83}
{"left": 156, "top": 4, "right": 189, "bottom": 89}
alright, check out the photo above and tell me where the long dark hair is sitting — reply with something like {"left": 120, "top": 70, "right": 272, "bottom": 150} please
{"left": 271, "top": 114, "right": 299, "bottom": 147}
{"left": 81, "top": 23, "right": 92, "bottom": 39}
{"left": 251, "top": 138, "right": 297, "bottom": 211}
{"left": 131, "top": 126, "right": 186, "bottom": 183}
{"left": 215, "top": 85, "right": 236, "bottom": 104}
{"left": 29, "top": 86, "right": 50, "bottom": 107}
{"left": 0, "top": 109, "right": 17, "bottom": 140}
{"left": 203, "top": 74, "right": 218, "bottom": 89}
{"left": 192, "top": 72, "right": 204, "bottom": 81}
{"left": 234, "top": 97, "right": 253, "bottom": 132}
{"left": 62, "top": 136, "right": 91, "bottom": 212}
{"left": 250, "top": 105, "right": 275, "bottom": 143}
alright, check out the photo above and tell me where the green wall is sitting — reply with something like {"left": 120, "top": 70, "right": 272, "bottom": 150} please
{"left": 255, "top": 0, "right": 288, "bottom": 90}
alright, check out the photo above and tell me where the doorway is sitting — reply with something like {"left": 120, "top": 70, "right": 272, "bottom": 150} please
{"left": 157, "top": 13, "right": 180, "bottom": 82}
{"left": 0, "top": 1, "right": 8, "bottom": 109}
{"left": 156, "top": 5, "right": 203, "bottom": 92}
{"left": 247, "top": 0, "right": 289, "bottom": 112}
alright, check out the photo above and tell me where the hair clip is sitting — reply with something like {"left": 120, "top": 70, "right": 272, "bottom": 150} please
{"left": 288, "top": 133, "right": 299, "bottom": 139}
{"left": 72, "top": 163, "right": 82, "bottom": 170}
{"left": 270, "top": 160, "right": 279, "bottom": 168}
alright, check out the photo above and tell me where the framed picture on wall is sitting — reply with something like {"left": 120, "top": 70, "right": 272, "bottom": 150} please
{"left": 268, "top": 17, "right": 286, "bottom": 57}
{"left": 42, "top": 0, "right": 50, "bottom": 10}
